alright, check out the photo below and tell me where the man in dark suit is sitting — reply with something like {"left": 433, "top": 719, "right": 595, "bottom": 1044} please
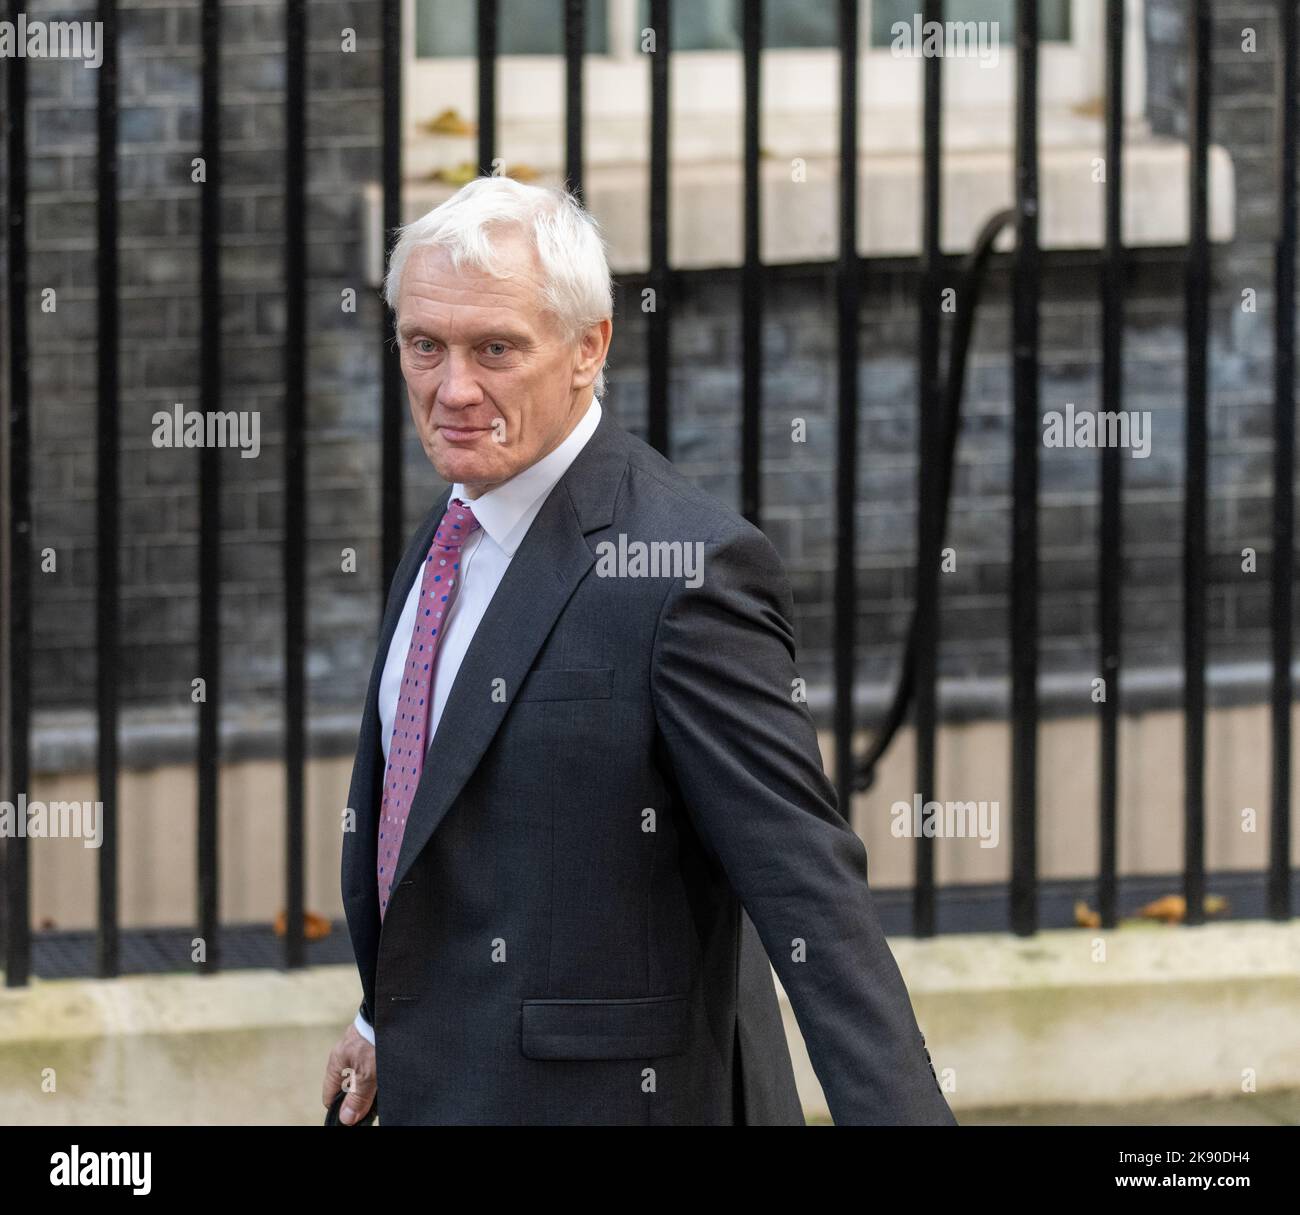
{"left": 323, "top": 176, "right": 956, "bottom": 1126}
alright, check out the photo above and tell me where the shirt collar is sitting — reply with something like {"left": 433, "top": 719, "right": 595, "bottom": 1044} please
{"left": 450, "top": 394, "right": 602, "bottom": 558}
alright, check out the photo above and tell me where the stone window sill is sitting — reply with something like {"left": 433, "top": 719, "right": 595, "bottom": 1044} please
{"left": 362, "top": 119, "right": 1234, "bottom": 281}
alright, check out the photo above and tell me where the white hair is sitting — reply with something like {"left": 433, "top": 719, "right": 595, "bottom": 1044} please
{"left": 384, "top": 176, "right": 613, "bottom": 397}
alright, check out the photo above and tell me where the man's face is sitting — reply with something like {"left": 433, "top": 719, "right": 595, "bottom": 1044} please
{"left": 395, "top": 232, "right": 609, "bottom": 498}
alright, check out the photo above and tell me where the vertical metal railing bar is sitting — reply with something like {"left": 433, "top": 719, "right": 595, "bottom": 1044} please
{"left": 1010, "top": 0, "right": 1041, "bottom": 936}
{"left": 564, "top": 0, "right": 585, "bottom": 205}
{"left": 647, "top": 0, "right": 671, "bottom": 455}
{"left": 1269, "top": 0, "right": 1297, "bottom": 920}
{"left": 913, "top": 0, "right": 943, "bottom": 938}
{"left": 95, "top": 0, "right": 120, "bottom": 978}
{"left": 380, "top": 0, "right": 403, "bottom": 594}
{"left": 833, "top": 0, "right": 860, "bottom": 827}
{"left": 1097, "top": 0, "right": 1126, "bottom": 930}
{"left": 2, "top": 0, "right": 31, "bottom": 987}
{"left": 476, "top": 0, "right": 497, "bottom": 177}
{"left": 283, "top": 0, "right": 307, "bottom": 970}
{"left": 1183, "top": 0, "right": 1211, "bottom": 928}
{"left": 740, "top": 0, "right": 762, "bottom": 528}
{"left": 197, "top": 0, "right": 222, "bottom": 972}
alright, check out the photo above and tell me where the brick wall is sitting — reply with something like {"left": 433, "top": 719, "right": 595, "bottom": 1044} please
{"left": 6, "top": 0, "right": 1296, "bottom": 751}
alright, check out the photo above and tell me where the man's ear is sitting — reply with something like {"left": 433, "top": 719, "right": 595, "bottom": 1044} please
{"left": 572, "top": 318, "right": 613, "bottom": 391}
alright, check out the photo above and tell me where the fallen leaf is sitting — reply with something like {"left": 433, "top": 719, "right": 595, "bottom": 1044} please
{"left": 274, "top": 910, "right": 333, "bottom": 940}
{"left": 421, "top": 107, "right": 477, "bottom": 136}
{"left": 1136, "top": 893, "right": 1230, "bottom": 923}
{"left": 432, "top": 160, "right": 479, "bottom": 186}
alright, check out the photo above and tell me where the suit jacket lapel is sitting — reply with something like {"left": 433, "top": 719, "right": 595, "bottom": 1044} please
{"left": 390, "top": 409, "right": 628, "bottom": 892}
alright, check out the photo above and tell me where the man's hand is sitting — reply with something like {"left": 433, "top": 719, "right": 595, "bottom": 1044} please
{"left": 323, "top": 1022, "right": 377, "bottom": 1125}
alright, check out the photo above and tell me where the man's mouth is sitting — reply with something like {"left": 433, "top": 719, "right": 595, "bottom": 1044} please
{"left": 436, "top": 424, "right": 489, "bottom": 443}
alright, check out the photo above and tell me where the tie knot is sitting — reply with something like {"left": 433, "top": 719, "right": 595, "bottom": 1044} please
{"left": 434, "top": 497, "right": 481, "bottom": 549}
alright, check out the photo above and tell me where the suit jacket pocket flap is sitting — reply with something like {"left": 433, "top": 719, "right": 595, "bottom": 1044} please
{"left": 514, "top": 666, "right": 614, "bottom": 702}
{"left": 521, "top": 994, "right": 688, "bottom": 1060}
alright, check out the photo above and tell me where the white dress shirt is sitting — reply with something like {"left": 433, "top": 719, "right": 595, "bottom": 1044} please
{"left": 354, "top": 394, "right": 602, "bottom": 1045}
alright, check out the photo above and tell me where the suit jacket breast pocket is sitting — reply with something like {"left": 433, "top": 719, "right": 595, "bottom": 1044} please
{"left": 514, "top": 666, "right": 614, "bottom": 702}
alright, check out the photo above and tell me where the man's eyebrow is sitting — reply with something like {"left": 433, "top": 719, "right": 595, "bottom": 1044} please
{"left": 397, "top": 322, "right": 535, "bottom": 346}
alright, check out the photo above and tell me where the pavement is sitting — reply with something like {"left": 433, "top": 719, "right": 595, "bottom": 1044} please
{"left": 950, "top": 1090, "right": 1300, "bottom": 1125}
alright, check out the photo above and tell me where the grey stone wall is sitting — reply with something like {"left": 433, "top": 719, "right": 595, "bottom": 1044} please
{"left": 6, "top": 0, "right": 1297, "bottom": 756}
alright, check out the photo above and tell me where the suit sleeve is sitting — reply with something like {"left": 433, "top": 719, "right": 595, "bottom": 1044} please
{"left": 650, "top": 524, "right": 956, "bottom": 1126}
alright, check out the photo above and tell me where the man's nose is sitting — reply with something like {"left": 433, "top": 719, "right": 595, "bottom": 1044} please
{"left": 437, "top": 350, "right": 484, "bottom": 406}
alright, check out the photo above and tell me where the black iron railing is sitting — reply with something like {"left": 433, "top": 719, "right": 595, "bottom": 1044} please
{"left": 1, "top": 0, "right": 1296, "bottom": 988}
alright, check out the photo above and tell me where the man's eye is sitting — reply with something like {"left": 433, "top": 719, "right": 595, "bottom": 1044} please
{"left": 484, "top": 342, "right": 508, "bottom": 357}
{"left": 414, "top": 339, "right": 436, "bottom": 354}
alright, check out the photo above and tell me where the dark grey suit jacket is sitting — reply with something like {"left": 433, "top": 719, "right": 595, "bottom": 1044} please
{"left": 341, "top": 405, "right": 957, "bottom": 1126}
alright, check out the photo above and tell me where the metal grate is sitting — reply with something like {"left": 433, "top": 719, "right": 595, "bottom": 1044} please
{"left": 29, "top": 923, "right": 357, "bottom": 982}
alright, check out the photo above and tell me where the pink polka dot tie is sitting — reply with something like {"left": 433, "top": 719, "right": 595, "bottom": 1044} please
{"left": 378, "top": 497, "right": 481, "bottom": 920}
